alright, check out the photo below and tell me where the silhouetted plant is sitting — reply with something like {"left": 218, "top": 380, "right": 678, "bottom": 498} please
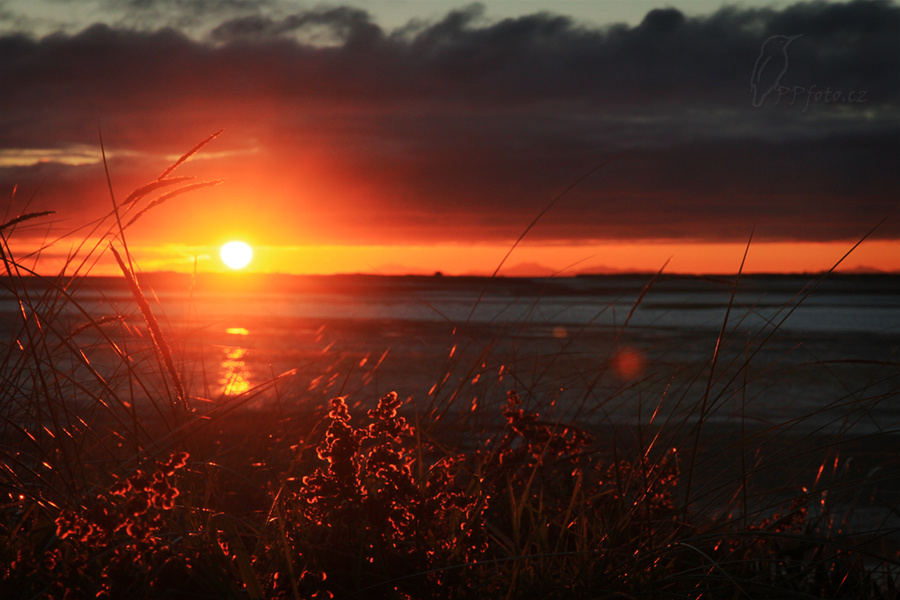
{"left": 6, "top": 452, "right": 197, "bottom": 599}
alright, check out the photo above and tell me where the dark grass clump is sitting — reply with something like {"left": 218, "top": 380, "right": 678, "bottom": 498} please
{"left": 1, "top": 135, "right": 898, "bottom": 599}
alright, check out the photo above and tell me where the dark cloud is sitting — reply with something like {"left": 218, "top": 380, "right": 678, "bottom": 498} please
{"left": 111, "top": 0, "right": 274, "bottom": 31}
{"left": 209, "top": 6, "right": 382, "bottom": 46}
{"left": 1, "top": 1, "right": 897, "bottom": 245}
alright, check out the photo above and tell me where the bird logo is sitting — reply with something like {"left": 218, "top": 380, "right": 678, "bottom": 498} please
{"left": 751, "top": 34, "right": 804, "bottom": 107}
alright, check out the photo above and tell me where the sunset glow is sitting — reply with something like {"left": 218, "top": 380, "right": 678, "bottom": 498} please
{"left": 1, "top": 1, "right": 896, "bottom": 277}
{"left": 5, "top": 238, "right": 899, "bottom": 277}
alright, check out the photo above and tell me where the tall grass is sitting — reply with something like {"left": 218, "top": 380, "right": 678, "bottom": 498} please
{"left": 1, "top": 135, "right": 898, "bottom": 599}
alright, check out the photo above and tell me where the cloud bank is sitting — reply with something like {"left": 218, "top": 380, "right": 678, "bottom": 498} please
{"left": 1, "top": 1, "right": 897, "bottom": 246}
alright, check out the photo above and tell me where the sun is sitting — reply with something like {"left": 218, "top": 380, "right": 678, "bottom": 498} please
{"left": 220, "top": 241, "right": 253, "bottom": 270}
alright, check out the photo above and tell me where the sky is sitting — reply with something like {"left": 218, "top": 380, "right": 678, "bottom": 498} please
{"left": 1, "top": 0, "right": 898, "bottom": 276}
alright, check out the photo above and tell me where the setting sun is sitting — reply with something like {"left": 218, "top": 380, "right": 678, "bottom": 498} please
{"left": 220, "top": 241, "right": 253, "bottom": 269}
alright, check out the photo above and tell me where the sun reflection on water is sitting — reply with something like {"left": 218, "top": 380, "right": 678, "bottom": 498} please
{"left": 219, "top": 327, "right": 251, "bottom": 396}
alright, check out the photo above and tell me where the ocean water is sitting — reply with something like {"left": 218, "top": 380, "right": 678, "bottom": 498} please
{"left": 3, "top": 273, "right": 899, "bottom": 434}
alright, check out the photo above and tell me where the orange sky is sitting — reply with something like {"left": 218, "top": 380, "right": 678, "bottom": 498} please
{"left": 210, "top": 240, "right": 900, "bottom": 276}
{"left": 7, "top": 233, "right": 898, "bottom": 277}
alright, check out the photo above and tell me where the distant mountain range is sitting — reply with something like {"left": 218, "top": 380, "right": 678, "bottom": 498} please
{"left": 482, "top": 262, "right": 624, "bottom": 278}
{"left": 383, "top": 261, "right": 898, "bottom": 278}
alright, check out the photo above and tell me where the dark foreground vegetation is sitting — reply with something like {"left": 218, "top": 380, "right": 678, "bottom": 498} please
{"left": 2, "top": 137, "right": 898, "bottom": 598}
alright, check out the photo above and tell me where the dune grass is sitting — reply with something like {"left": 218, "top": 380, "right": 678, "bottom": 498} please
{"left": 1, "top": 136, "right": 898, "bottom": 599}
